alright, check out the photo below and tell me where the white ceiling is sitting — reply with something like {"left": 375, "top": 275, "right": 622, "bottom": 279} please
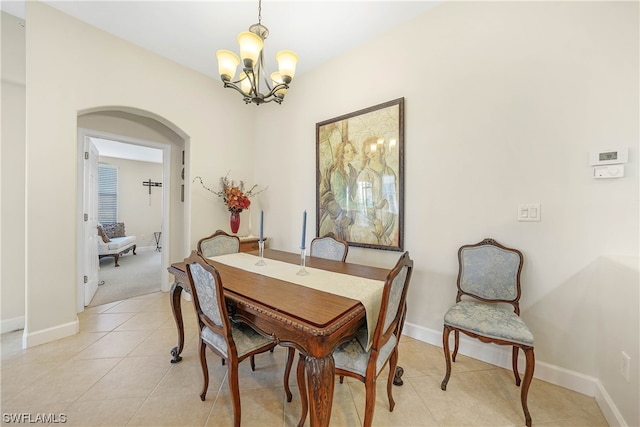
{"left": 2, "top": 0, "right": 442, "bottom": 161}
{"left": 2, "top": 0, "right": 442, "bottom": 78}
{"left": 90, "top": 138, "right": 163, "bottom": 163}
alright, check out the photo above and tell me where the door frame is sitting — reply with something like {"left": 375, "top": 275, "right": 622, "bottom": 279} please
{"left": 76, "top": 127, "right": 172, "bottom": 312}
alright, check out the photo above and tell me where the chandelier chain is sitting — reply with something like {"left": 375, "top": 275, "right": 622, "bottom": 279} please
{"left": 257, "top": 0, "right": 262, "bottom": 24}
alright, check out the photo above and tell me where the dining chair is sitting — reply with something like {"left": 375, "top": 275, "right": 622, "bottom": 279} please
{"left": 440, "top": 238, "right": 535, "bottom": 427}
{"left": 197, "top": 230, "right": 246, "bottom": 365}
{"left": 296, "top": 251, "right": 414, "bottom": 427}
{"left": 282, "top": 232, "right": 350, "bottom": 402}
{"left": 197, "top": 229, "right": 240, "bottom": 257}
{"left": 184, "top": 251, "right": 277, "bottom": 427}
{"left": 309, "top": 232, "right": 349, "bottom": 262}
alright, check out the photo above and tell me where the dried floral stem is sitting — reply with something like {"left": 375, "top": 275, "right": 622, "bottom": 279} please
{"left": 193, "top": 172, "right": 266, "bottom": 213}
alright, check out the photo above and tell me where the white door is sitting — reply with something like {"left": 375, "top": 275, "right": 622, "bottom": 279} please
{"left": 84, "top": 139, "right": 100, "bottom": 305}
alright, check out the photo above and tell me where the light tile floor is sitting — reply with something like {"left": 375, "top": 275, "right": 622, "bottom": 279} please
{"left": 1, "top": 291, "right": 608, "bottom": 426}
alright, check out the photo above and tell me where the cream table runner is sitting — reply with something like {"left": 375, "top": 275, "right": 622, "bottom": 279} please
{"left": 209, "top": 252, "right": 385, "bottom": 350}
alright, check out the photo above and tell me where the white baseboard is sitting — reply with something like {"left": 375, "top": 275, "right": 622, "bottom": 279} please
{"left": 403, "top": 321, "right": 626, "bottom": 427}
{"left": 1, "top": 315, "right": 25, "bottom": 334}
{"left": 22, "top": 317, "right": 79, "bottom": 348}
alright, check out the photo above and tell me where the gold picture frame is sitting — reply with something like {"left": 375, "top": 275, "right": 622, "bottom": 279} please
{"left": 316, "top": 98, "right": 404, "bottom": 251}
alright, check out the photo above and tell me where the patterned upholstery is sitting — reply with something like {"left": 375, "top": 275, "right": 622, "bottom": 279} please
{"left": 187, "top": 262, "right": 224, "bottom": 326}
{"left": 101, "top": 222, "right": 126, "bottom": 238}
{"left": 441, "top": 238, "right": 535, "bottom": 427}
{"left": 202, "top": 321, "right": 274, "bottom": 359}
{"left": 184, "top": 251, "right": 277, "bottom": 425}
{"left": 334, "top": 332, "right": 397, "bottom": 377}
{"left": 96, "top": 225, "right": 110, "bottom": 243}
{"left": 197, "top": 230, "right": 240, "bottom": 258}
{"left": 459, "top": 245, "right": 520, "bottom": 300}
{"left": 310, "top": 233, "right": 348, "bottom": 261}
{"left": 297, "top": 252, "right": 413, "bottom": 427}
{"left": 444, "top": 300, "right": 533, "bottom": 346}
{"left": 383, "top": 265, "right": 408, "bottom": 333}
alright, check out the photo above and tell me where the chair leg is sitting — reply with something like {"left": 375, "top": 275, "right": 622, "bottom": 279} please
{"left": 521, "top": 347, "right": 535, "bottom": 427}
{"left": 228, "top": 359, "right": 242, "bottom": 427}
{"left": 199, "top": 341, "right": 209, "bottom": 401}
{"left": 296, "top": 353, "right": 308, "bottom": 427}
{"left": 452, "top": 329, "right": 460, "bottom": 362}
{"left": 250, "top": 354, "right": 256, "bottom": 371}
{"left": 386, "top": 347, "right": 398, "bottom": 412}
{"left": 362, "top": 374, "right": 377, "bottom": 427}
{"left": 441, "top": 326, "right": 452, "bottom": 390}
{"left": 512, "top": 346, "right": 522, "bottom": 386}
{"left": 284, "top": 347, "right": 295, "bottom": 402}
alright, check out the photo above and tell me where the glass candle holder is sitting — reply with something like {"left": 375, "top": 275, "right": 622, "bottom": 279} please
{"left": 255, "top": 240, "right": 266, "bottom": 266}
{"left": 296, "top": 247, "right": 309, "bottom": 276}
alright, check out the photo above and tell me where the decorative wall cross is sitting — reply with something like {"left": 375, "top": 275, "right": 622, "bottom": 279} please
{"left": 142, "top": 179, "right": 162, "bottom": 194}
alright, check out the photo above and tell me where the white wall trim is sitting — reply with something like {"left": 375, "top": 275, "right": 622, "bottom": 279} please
{"left": 22, "top": 317, "right": 79, "bottom": 348}
{"left": 1, "top": 316, "right": 25, "bottom": 334}
{"left": 403, "top": 321, "right": 627, "bottom": 427}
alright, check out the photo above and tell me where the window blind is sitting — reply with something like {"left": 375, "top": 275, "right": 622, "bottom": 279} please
{"left": 98, "top": 163, "right": 118, "bottom": 223}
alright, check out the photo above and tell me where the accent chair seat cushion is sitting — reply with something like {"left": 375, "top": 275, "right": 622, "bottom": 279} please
{"left": 444, "top": 300, "right": 534, "bottom": 346}
{"left": 201, "top": 321, "right": 273, "bottom": 359}
{"left": 333, "top": 331, "right": 398, "bottom": 377}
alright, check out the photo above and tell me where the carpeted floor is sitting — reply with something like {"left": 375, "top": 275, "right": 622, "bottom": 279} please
{"left": 90, "top": 249, "right": 162, "bottom": 306}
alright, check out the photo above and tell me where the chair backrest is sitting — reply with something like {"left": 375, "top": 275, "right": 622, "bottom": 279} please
{"left": 457, "top": 238, "right": 524, "bottom": 313}
{"left": 370, "top": 251, "right": 413, "bottom": 351}
{"left": 197, "top": 229, "right": 240, "bottom": 258}
{"left": 309, "top": 232, "right": 349, "bottom": 262}
{"left": 184, "top": 251, "right": 232, "bottom": 341}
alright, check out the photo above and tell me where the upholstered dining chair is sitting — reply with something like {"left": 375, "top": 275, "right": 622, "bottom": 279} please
{"left": 296, "top": 251, "right": 414, "bottom": 427}
{"left": 197, "top": 230, "right": 246, "bottom": 365}
{"left": 184, "top": 251, "right": 277, "bottom": 427}
{"left": 441, "top": 238, "right": 535, "bottom": 427}
{"left": 197, "top": 229, "right": 240, "bottom": 257}
{"left": 309, "top": 232, "right": 349, "bottom": 262}
{"left": 282, "top": 232, "right": 350, "bottom": 402}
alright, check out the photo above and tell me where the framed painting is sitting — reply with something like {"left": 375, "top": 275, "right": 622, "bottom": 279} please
{"left": 316, "top": 98, "right": 404, "bottom": 251}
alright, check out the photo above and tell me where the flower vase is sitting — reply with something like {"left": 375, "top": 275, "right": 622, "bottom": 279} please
{"left": 230, "top": 211, "right": 240, "bottom": 234}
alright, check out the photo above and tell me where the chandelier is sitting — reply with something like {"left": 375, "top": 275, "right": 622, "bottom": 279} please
{"left": 215, "top": 0, "right": 298, "bottom": 105}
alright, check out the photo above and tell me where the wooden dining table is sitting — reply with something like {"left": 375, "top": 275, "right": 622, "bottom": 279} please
{"left": 167, "top": 248, "right": 402, "bottom": 427}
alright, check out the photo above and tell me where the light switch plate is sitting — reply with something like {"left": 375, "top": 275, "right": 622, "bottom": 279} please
{"left": 594, "top": 165, "right": 624, "bottom": 179}
{"left": 518, "top": 204, "right": 541, "bottom": 222}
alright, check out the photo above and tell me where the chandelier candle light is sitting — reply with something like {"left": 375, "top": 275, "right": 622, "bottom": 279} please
{"left": 216, "top": 0, "right": 298, "bottom": 105}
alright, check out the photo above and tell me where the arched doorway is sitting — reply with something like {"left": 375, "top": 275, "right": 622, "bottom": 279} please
{"left": 76, "top": 107, "right": 189, "bottom": 311}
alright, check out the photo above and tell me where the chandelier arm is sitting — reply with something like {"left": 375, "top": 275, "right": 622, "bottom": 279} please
{"left": 261, "top": 83, "right": 289, "bottom": 100}
{"left": 223, "top": 81, "right": 253, "bottom": 103}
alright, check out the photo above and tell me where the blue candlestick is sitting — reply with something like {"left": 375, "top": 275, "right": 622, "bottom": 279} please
{"left": 259, "top": 210, "right": 264, "bottom": 242}
{"left": 301, "top": 210, "right": 307, "bottom": 249}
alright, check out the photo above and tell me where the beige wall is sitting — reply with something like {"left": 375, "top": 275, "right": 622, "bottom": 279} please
{"left": 2, "top": 1, "right": 638, "bottom": 425}
{"left": 253, "top": 2, "right": 639, "bottom": 425}
{"left": 97, "top": 156, "right": 162, "bottom": 248}
{"left": 1, "top": 12, "right": 26, "bottom": 333}
{"left": 23, "top": 1, "right": 255, "bottom": 343}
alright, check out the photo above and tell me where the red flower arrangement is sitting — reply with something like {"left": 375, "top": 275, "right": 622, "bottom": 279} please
{"left": 194, "top": 173, "right": 264, "bottom": 213}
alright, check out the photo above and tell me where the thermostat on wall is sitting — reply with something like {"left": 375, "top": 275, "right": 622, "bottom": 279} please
{"left": 589, "top": 147, "right": 628, "bottom": 166}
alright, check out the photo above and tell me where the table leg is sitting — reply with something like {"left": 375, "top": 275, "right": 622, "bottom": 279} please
{"left": 305, "top": 355, "right": 335, "bottom": 427}
{"left": 170, "top": 281, "right": 185, "bottom": 363}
